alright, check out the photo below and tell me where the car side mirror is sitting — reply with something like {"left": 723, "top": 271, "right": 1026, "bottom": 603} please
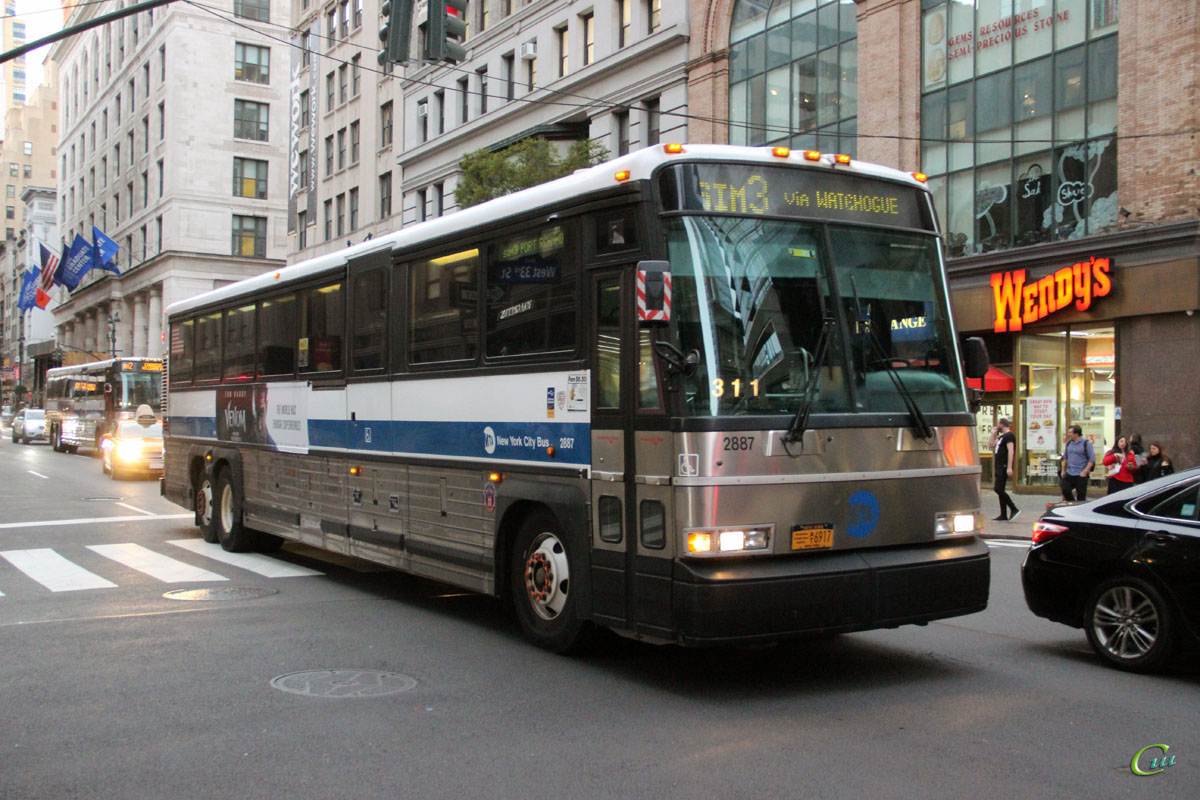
{"left": 963, "top": 336, "right": 989, "bottom": 379}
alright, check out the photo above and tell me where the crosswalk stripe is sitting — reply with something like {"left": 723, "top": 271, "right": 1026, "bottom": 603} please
{"left": 87, "top": 543, "right": 229, "bottom": 583}
{"left": 167, "top": 540, "right": 324, "bottom": 578}
{"left": 0, "top": 548, "right": 119, "bottom": 592}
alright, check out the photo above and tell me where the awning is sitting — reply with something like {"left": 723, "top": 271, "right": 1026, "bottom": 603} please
{"left": 967, "top": 366, "right": 1015, "bottom": 393}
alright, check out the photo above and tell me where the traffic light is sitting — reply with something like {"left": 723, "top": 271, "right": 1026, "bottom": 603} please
{"left": 379, "top": 0, "right": 413, "bottom": 65}
{"left": 426, "top": 0, "right": 468, "bottom": 63}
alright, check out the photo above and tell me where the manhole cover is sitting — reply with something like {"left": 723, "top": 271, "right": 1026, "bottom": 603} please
{"left": 84, "top": 496, "right": 125, "bottom": 502}
{"left": 163, "top": 586, "right": 279, "bottom": 601}
{"left": 269, "top": 670, "right": 417, "bottom": 698}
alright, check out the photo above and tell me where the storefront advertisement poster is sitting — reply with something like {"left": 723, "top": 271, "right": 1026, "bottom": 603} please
{"left": 1026, "top": 396, "right": 1057, "bottom": 452}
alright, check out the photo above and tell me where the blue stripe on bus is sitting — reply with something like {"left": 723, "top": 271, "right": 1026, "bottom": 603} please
{"left": 169, "top": 417, "right": 591, "bottom": 464}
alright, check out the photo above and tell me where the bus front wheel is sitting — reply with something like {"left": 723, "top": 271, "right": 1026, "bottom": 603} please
{"left": 214, "top": 469, "right": 255, "bottom": 552}
{"left": 510, "top": 511, "right": 584, "bottom": 653}
{"left": 196, "top": 474, "right": 219, "bottom": 544}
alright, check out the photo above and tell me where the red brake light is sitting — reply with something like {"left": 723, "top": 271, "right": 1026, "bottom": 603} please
{"left": 1031, "top": 521, "right": 1068, "bottom": 544}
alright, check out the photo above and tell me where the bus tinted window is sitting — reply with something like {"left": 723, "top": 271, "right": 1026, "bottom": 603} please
{"left": 300, "top": 282, "right": 344, "bottom": 373}
{"left": 486, "top": 225, "right": 577, "bottom": 359}
{"left": 194, "top": 312, "right": 223, "bottom": 381}
{"left": 351, "top": 269, "right": 387, "bottom": 372}
{"left": 410, "top": 249, "right": 479, "bottom": 365}
{"left": 223, "top": 304, "right": 256, "bottom": 380}
{"left": 170, "top": 320, "right": 194, "bottom": 383}
{"left": 259, "top": 294, "right": 297, "bottom": 376}
{"left": 593, "top": 207, "right": 639, "bottom": 256}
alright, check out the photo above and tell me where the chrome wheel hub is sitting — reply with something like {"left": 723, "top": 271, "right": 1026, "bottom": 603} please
{"left": 1093, "top": 585, "right": 1159, "bottom": 659}
{"left": 523, "top": 533, "right": 569, "bottom": 621}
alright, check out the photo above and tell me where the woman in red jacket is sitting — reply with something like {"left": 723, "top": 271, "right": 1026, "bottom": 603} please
{"left": 1103, "top": 436, "right": 1138, "bottom": 494}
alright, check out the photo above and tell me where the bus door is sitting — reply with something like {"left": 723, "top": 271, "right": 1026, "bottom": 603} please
{"left": 588, "top": 268, "right": 674, "bottom": 640}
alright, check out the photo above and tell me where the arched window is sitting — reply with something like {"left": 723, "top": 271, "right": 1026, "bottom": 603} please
{"left": 728, "top": 0, "right": 857, "bottom": 155}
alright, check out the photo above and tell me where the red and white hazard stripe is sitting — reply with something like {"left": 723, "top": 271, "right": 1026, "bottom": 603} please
{"left": 636, "top": 270, "right": 671, "bottom": 322}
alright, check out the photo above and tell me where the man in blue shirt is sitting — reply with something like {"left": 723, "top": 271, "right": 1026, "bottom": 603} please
{"left": 1060, "top": 425, "right": 1096, "bottom": 502}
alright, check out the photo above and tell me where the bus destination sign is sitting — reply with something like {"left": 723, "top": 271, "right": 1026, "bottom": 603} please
{"left": 661, "top": 163, "right": 928, "bottom": 229}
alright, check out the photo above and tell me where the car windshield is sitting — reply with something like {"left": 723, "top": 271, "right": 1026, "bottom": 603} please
{"left": 24, "top": 409, "right": 45, "bottom": 420}
{"left": 118, "top": 421, "right": 163, "bottom": 438}
{"left": 663, "top": 216, "right": 966, "bottom": 417}
{"left": 117, "top": 372, "right": 162, "bottom": 410}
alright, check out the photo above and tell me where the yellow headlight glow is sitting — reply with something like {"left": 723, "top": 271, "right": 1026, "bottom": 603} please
{"left": 687, "top": 532, "right": 713, "bottom": 553}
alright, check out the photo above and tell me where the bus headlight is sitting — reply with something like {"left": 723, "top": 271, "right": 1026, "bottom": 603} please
{"left": 935, "top": 511, "right": 982, "bottom": 537}
{"left": 686, "top": 526, "right": 772, "bottom": 555}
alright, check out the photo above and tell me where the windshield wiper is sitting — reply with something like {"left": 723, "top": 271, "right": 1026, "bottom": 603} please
{"left": 784, "top": 315, "right": 836, "bottom": 448}
{"left": 849, "top": 275, "right": 934, "bottom": 441}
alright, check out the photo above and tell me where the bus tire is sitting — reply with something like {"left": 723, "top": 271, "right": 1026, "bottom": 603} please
{"left": 196, "top": 473, "right": 219, "bottom": 544}
{"left": 510, "top": 511, "right": 584, "bottom": 653}
{"left": 214, "top": 468, "right": 255, "bottom": 552}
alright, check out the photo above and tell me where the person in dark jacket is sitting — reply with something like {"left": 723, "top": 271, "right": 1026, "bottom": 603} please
{"left": 1128, "top": 433, "right": 1147, "bottom": 483}
{"left": 1139, "top": 443, "right": 1176, "bottom": 482}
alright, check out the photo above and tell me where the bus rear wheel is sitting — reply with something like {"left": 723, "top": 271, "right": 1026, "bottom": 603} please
{"left": 215, "top": 468, "right": 255, "bottom": 552}
{"left": 196, "top": 474, "right": 219, "bottom": 544}
{"left": 510, "top": 511, "right": 584, "bottom": 653}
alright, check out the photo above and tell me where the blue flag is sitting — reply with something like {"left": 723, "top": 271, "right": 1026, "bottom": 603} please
{"left": 16, "top": 266, "right": 40, "bottom": 311}
{"left": 93, "top": 226, "right": 120, "bottom": 275}
{"left": 60, "top": 233, "right": 97, "bottom": 291}
{"left": 55, "top": 242, "right": 69, "bottom": 285}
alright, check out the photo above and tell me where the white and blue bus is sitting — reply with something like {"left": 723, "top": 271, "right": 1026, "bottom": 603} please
{"left": 163, "top": 144, "right": 991, "bottom": 651}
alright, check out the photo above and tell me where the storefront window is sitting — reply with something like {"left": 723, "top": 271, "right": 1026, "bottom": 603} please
{"left": 921, "top": 0, "right": 1118, "bottom": 256}
{"left": 729, "top": 0, "right": 857, "bottom": 155}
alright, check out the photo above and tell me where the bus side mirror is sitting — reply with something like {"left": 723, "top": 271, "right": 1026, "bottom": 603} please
{"left": 636, "top": 260, "right": 671, "bottom": 324}
{"left": 963, "top": 337, "right": 989, "bottom": 380}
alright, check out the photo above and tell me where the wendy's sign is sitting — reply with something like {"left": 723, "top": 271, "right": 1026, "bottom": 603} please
{"left": 991, "top": 256, "right": 1112, "bottom": 333}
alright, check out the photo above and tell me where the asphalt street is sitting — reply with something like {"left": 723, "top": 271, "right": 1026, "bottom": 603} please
{"left": 0, "top": 433, "right": 1195, "bottom": 799}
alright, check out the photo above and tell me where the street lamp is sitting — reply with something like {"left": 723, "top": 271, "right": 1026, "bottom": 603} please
{"left": 107, "top": 309, "right": 121, "bottom": 359}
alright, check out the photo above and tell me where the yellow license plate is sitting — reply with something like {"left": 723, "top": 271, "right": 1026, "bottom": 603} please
{"left": 791, "top": 524, "right": 834, "bottom": 550}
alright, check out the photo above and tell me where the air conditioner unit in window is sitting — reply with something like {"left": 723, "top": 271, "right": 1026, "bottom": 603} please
{"left": 417, "top": 104, "right": 428, "bottom": 117}
{"left": 520, "top": 41, "right": 537, "bottom": 60}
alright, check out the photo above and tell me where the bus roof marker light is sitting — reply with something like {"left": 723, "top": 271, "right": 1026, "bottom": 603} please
{"left": 803, "top": 150, "right": 822, "bottom": 161}
{"left": 663, "top": 143, "right": 685, "bottom": 154}
{"left": 911, "top": 172, "right": 929, "bottom": 183}
{"left": 273, "top": 272, "right": 281, "bottom": 279}
{"left": 835, "top": 154, "right": 852, "bottom": 165}
{"left": 349, "top": 466, "right": 361, "bottom": 476}
{"left": 771, "top": 147, "right": 790, "bottom": 158}
{"left": 488, "top": 472, "right": 503, "bottom": 483}
{"left": 614, "top": 169, "right": 631, "bottom": 182}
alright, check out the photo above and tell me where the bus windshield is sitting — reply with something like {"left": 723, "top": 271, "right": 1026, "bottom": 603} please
{"left": 664, "top": 216, "right": 966, "bottom": 417}
{"left": 116, "top": 371, "right": 162, "bottom": 410}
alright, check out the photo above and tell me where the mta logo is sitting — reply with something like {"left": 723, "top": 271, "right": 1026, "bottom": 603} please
{"left": 847, "top": 490, "right": 879, "bottom": 538}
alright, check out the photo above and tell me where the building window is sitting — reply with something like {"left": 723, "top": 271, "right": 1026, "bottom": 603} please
{"left": 582, "top": 12, "right": 594, "bottom": 66}
{"left": 351, "top": 54, "right": 361, "bottom": 96}
{"left": 337, "top": 127, "right": 346, "bottom": 169}
{"left": 380, "top": 101, "right": 393, "bottom": 147}
{"left": 142, "top": 116, "right": 149, "bottom": 152}
{"left": 233, "top": 0, "right": 269, "bottom": 22}
{"left": 458, "top": 77, "right": 469, "bottom": 124}
{"left": 325, "top": 134, "right": 334, "bottom": 175}
{"left": 299, "top": 149, "right": 309, "bottom": 188}
{"left": 158, "top": 101, "right": 165, "bottom": 139}
{"left": 23, "top": 141, "right": 32, "bottom": 156}
{"left": 142, "top": 170, "right": 148, "bottom": 206}
{"left": 231, "top": 215, "right": 267, "bottom": 256}
{"left": 644, "top": 96, "right": 660, "bottom": 145}
{"left": 353, "top": 0, "right": 363, "bottom": 29}
{"left": 327, "top": 7, "right": 337, "bottom": 44}
{"left": 234, "top": 42, "right": 270, "bottom": 83}
{"left": 23, "top": 164, "right": 31, "bottom": 179}
{"left": 157, "top": 159, "right": 164, "bottom": 197}
{"left": 324, "top": 198, "right": 332, "bottom": 240}
{"left": 233, "top": 99, "right": 269, "bottom": 141}
{"left": 338, "top": 64, "right": 348, "bottom": 104}
{"left": 379, "top": 171, "right": 392, "bottom": 217}
{"left": 920, "top": 2, "right": 1119, "bottom": 256}
{"left": 477, "top": 67, "right": 488, "bottom": 115}
{"left": 435, "top": 90, "right": 445, "bottom": 134}
{"left": 349, "top": 187, "right": 359, "bottom": 231}
{"left": 432, "top": 183, "right": 443, "bottom": 217}
{"left": 648, "top": 0, "right": 661, "bottom": 33}
{"left": 503, "top": 54, "right": 515, "bottom": 101}
{"left": 557, "top": 26, "right": 568, "bottom": 77}
{"left": 416, "top": 188, "right": 427, "bottom": 223}
{"left": 326, "top": 71, "right": 334, "bottom": 107}
{"left": 233, "top": 157, "right": 268, "bottom": 198}
{"left": 339, "top": 0, "right": 350, "bottom": 38}
{"left": 527, "top": 55, "right": 538, "bottom": 91}
{"left": 615, "top": 110, "right": 629, "bottom": 156}
{"left": 300, "top": 90, "right": 311, "bottom": 128}
{"left": 350, "top": 120, "right": 360, "bottom": 163}
{"left": 336, "top": 193, "right": 345, "bottom": 236}
{"left": 728, "top": 0, "right": 858, "bottom": 155}
{"left": 417, "top": 100, "right": 429, "bottom": 143}
{"left": 297, "top": 210, "right": 307, "bottom": 249}
{"left": 619, "top": 0, "right": 631, "bottom": 48}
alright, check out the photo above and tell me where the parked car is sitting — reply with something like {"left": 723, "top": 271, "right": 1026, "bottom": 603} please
{"left": 11, "top": 408, "right": 47, "bottom": 444}
{"left": 1022, "top": 468, "right": 1200, "bottom": 672}
{"left": 100, "top": 418, "right": 164, "bottom": 480}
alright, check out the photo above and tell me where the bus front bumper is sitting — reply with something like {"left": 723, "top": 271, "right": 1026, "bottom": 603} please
{"left": 671, "top": 537, "right": 989, "bottom": 646}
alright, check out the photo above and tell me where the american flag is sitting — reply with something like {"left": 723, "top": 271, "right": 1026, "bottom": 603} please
{"left": 38, "top": 243, "right": 59, "bottom": 293}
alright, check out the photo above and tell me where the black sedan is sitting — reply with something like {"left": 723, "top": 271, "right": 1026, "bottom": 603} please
{"left": 1022, "top": 468, "right": 1200, "bottom": 672}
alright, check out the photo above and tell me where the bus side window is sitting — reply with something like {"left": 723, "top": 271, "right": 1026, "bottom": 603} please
{"left": 259, "top": 294, "right": 297, "bottom": 377}
{"left": 300, "top": 282, "right": 345, "bottom": 373}
{"left": 593, "top": 207, "right": 639, "bottom": 257}
{"left": 194, "top": 312, "right": 222, "bottom": 381}
{"left": 223, "top": 304, "right": 257, "bottom": 380}
{"left": 409, "top": 248, "right": 479, "bottom": 365}
{"left": 485, "top": 222, "right": 577, "bottom": 360}
{"left": 596, "top": 278, "right": 621, "bottom": 408}
{"left": 351, "top": 269, "right": 387, "bottom": 372}
{"left": 169, "top": 319, "right": 194, "bottom": 384}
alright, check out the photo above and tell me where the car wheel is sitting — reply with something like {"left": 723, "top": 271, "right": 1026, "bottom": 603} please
{"left": 510, "top": 511, "right": 585, "bottom": 653}
{"left": 1085, "top": 576, "right": 1178, "bottom": 672}
{"left": 214, "top": 468, "right": 255, "bottom": 552}
{"left": 196, "top": 474, "right": 219, "bottom": 544}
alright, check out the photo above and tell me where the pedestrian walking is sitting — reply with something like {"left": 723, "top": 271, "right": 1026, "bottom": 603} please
{"left": 1059, "top": 425, "right": 1095, "bottom": 502}
{"left": 1102, "top": 435, "right": 1138, "bottom": 494}
{"left": 989, "top": 417, "right": 1020, "bottom": 521}
{"left": 1139, "top": 443, "right": 1176, "bottom": 482}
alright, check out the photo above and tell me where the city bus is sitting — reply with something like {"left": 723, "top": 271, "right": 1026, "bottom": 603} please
{"left": 45, "top": 357, "right": 164, "bottom": 454}
{"left": 162, "top": 144, "right": 991, "bottom": 651}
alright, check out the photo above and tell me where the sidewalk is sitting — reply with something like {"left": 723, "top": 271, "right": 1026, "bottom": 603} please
{"left": 979, "top": 491, "right": 1060, "bottom": 540}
